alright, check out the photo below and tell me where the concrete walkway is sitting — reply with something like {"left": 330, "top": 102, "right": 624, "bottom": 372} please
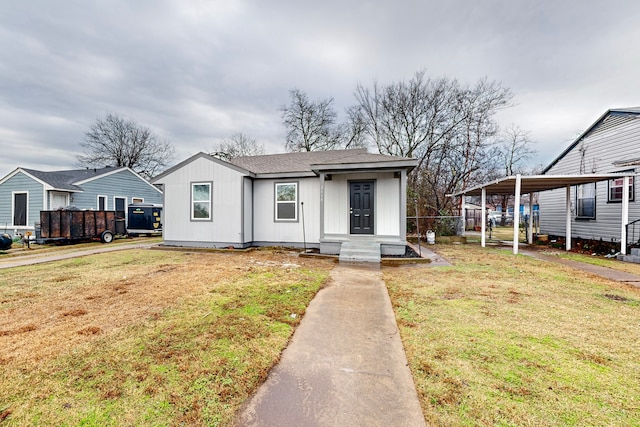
{"left": 234, "top": 263, "right": 426, "bottom": 427}
{"left": 519, "top": 248, "right": 640, "bottom": 287}
{"left": 0, "top": 242, "right": 159, "bottom": 269}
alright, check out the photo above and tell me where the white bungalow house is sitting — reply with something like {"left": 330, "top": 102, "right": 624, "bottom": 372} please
{"left": 539, "top": 107, "right": 640, "bottom": 250}
{"left": 151, "top": 149, "right": 417, "bottom": 260}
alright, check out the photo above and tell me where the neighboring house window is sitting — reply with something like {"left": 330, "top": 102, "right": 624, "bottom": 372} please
{"left": 275, "top": 182, "right": 298, "bottom": 221}
{"left": 13, "top": 192, "right": 27, "bottom": 226}
{"left": 608, "top": 177, "right": 634, "bottom": 202}
{"left": 191, "top": 182, "right": 212, "bottom": 220}
{"left": 132, "top": 197, "right": 144, "bottom": 204}
{"left": 114, "top": 197, "right": 126, "bottom": 213}
{"left": 98, "top": 195, "right": 107, "bottom": 210}
{"left": 576, "top": 183, "right": 596, "bottom": 219}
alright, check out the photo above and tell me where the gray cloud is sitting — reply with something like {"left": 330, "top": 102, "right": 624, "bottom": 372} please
{"left": 1, "top": 0, "right": 639, "bottom": 177}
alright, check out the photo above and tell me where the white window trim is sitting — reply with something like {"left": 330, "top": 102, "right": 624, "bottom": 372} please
{"left": 131, "top": 197, "right": 144, "bottom": 204}
{"left": 274, "top": 182, "right": 298, "bottom": 222}
{"left": 576, "top": 183, "right": 596, "bottom": 219}
{"left": 608, "top": 176, "right": 634, "bottom": 203}
{"left": 191, "top": 181, "right": 212, "bottom": 221}
{"left": 12, "top": 191, "right": 28, "bottom": 227}
{"left": 49, "top": 191, "right": 69, "bottom": 210}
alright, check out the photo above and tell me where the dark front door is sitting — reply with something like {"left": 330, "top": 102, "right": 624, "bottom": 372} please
{"left": 350, "top": 181, "right": 374, "bottom": 234}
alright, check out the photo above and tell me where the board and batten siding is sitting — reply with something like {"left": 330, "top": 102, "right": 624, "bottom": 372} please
{"left": 539, "top": 114, "right": 640, "bottom": 241}
{"left": 157, "top": 156, "right": 246, "bottom": 246}
{"left": 243, "top": 177, "right": 253, "bottom": 243}
{"left": 323, "top": 172, "right": 400, "bottom": 237}
{"left": 72, "top": 169, "right": 162, "bottom": 210}
{"left": 0, "top": 171, "right": 44, "bottom": 231}
{"left": 252, "top": 177, "right": 320, "bottom": 244}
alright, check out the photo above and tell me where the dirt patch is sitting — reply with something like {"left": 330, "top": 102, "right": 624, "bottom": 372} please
{"left": 0, "top": 248, "right": 327, "bottom": 367}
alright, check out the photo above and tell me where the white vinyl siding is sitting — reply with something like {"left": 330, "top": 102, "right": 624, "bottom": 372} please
{"left": 253, "top": 178, "right": 319, "bottom": 244}
{"left": 155, "top": 156, "right": 245, "bottom": 245}
{"left": 324, "top": 172, "right": 400, "bottom": 237}
{"left": 540, "top": 113, "right": 640, "bottom": 242}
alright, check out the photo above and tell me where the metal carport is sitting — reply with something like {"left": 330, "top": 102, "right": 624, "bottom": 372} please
{"left": 455, "top": 174, "right": 636, "bottom": 255}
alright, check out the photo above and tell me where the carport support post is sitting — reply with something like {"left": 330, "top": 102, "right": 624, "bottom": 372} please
{"left": 481, "top": 187, "right": 486, "bottom": 248}
{"left": 528, "top": 194, "right": 534, "bottom": 244}
{"left": 565, "top": 185, "right": 572, "bottom": 251}
{"left": 621, "top": 175, "right": 629, "bottom": 255}
{"left": 513, "top": 174, "right": 521, "bottom": 255}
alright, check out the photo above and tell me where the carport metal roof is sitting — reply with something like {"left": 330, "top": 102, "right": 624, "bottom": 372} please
{"left": 455, "top": 173, "right": 636, "bottom": 255}
{"left": 454, "top": 174, "right": 630, "bottom": 197}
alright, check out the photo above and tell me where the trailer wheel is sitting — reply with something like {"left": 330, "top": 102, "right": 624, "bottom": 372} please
{"left": 101, "top": 230, "right": 114, "bottom": 243}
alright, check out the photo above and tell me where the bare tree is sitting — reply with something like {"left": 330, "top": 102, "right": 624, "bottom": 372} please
{"left": 486, "top": 125, "right": 538, "bottom": 223}
{"left": 209, "top": 132, "right": 265, "bottom": 161}
{"left": 77, "top": 113, "right": 174, "bottom": 179}
{"left": 350, "top": 71, "right": 512, "bottom": 219}
{"left": 281, "top": 89, "right": 343, "bottom": 152}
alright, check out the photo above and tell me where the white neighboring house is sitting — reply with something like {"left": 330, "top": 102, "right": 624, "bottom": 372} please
{"left": 151, "top": 149, "right": 418, "bottom": 255}
{"left": 539, "top": 107, "right": 640, "bottom": 246}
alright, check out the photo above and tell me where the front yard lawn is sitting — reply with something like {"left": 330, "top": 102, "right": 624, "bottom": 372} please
{"left": 384, "top": 244, "right": 640, "bottom": 426}
{"left": 0, "top": 248, "right": 333, "bottom": 426}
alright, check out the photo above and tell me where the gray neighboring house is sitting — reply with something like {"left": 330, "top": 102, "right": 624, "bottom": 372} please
{"left": 151, "top": 149, "right": 417, "bottom": 255}
{"left": 539, "top": 107, "right": 640, "bottom": 244}
{"left": 0, "top": 166, "right": 163, "bottom": 238}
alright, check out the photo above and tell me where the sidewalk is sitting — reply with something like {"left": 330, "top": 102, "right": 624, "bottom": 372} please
{"left": 0, "top": 242, "right": 159, "bottom": 269}
{"left": 519, "top": 249, "right": 640, "bottom": 287}
{"left": 234, "top": 262, "right": 426, "bottom": 427}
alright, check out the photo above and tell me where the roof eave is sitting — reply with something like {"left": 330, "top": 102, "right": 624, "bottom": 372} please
{"left": 310, "top": 159, "right": 418, "bottom": 174}
{"left": 543, "top": 108, "right": 640, "bottom": 174}
{"left": 253, "top": 171, "right": 316, "bottom": 179}
{"left": 152, "top": 152, "right": 254, "bottom": 183}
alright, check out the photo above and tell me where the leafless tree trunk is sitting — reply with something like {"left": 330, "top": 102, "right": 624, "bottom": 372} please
{"left": 76, "top": 113, "right": 174, "bottom": 179}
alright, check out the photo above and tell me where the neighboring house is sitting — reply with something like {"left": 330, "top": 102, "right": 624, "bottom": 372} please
{"left": 0, "top": 166, "right": 163, "bottom": 238}
{"left": 539, "top": 107, "right": 640, "bottom": 244}
{"left": 151, "top": 149, "right": 417, "bottom": 255}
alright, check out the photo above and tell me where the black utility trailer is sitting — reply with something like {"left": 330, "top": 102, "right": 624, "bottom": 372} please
{"left": 38, "top": 209, "right": 126, "bottom": 243}
{"left": 127, "top": 203, "right": 162, "bottom": 236}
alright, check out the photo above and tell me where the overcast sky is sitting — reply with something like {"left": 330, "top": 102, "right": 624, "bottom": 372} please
{"left": 2, "top": 0, "right": 640, "bottom": 178}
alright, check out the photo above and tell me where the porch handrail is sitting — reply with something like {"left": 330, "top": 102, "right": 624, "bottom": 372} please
{"left": 625, "top": 217, "right": 640, "bottom": 253}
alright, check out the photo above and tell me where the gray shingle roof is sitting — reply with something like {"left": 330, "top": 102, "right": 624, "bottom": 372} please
{"left": 22, "top": 167, "right": 120, "bottom": 191}
{"left": 229, "top": 149, "right": 414, "bottom": 174}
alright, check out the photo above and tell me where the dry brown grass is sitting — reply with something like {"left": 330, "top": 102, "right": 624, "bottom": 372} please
{"left": 385, "top": 243, "right": 640, "bottom": 426}
{"left": 0, "top": 247, "right": 333, "bottom": 426}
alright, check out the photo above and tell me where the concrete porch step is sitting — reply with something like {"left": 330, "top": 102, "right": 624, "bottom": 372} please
{"left": 619, "top": 247, "right": 640, "bottom": 263}
{"left": 339, "top": 241, "right": 381, "bottom": 263}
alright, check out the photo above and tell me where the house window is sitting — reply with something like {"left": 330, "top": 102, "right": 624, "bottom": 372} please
{"left": 191, "top": 182, "right": 212, "bottom": 220}
{"left": 114, "top": 197, "right": 126, "bottom": 213}
{"left": 576, "top": 183, "right": 596, "bottom": 219}
{"left": 608, "top": 177, "right": 634, "bottom": 202}
{"left": 13, "top": 192, "right": 27, "bottom": 226}
{"left": 98, "top": 195, "right": 107, "bottom": 210}
{"left": 132, "top": 197, "right": 144, "bottom": 204}
{"left": 275, "top": 182, "right": 298, "bottom": 221}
